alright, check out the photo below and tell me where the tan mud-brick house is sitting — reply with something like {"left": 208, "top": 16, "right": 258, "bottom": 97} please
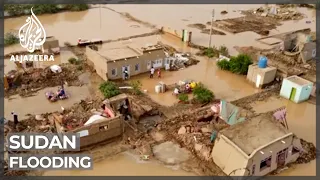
{"left": 211, "top": 114, "right": 302, "bottom": 177}
{"left": 86, "top": 44, "right": 167, "bottom": 80}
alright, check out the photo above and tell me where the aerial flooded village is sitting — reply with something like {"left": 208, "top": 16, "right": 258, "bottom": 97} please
{"left": 2, "top": 3, "right": 317, "bottom": 177}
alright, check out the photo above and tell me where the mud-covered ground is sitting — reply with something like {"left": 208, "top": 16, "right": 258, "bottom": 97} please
{"left": 4, "top": 63, "right": 86, "bottom": 98}
{"left": 187, "top": 23, "right": 226, "bottom": 35}
{"left": 234, "top": 46, "right": 316, "bottom": 82}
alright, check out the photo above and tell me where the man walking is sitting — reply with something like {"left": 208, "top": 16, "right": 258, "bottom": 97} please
{"left": 150, "top": 66, "right": 155, "bottom": 78}
{"left": 11, "top": 112, "right": 19, "bottom": 130}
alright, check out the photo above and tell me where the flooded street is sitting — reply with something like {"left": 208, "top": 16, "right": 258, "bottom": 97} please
{"left": 4, "top": 8, "right": 154, "bottom": 46}
{"left": 106, "top": 4, "right": 316, "bottom": 55}
{"left": 4, "top": 4, "right": 316, "bottom": 177}
{"left": 43, "top": 151, "right": 195, "bottom": 176}
{"left": 5, "top": 85, "right": 90, "bottom": 120}
{"left": 101, "top": 34, "right": 260, "bottom": 106}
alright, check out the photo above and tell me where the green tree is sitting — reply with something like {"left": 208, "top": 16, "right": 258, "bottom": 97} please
{"left": 4, "top": 32, "right": 19, "bottom": 46}
{"left": 178, "top": 93, "right": 189, "bottom": 102}
{"left": 192, "top": 83, "right": 214, "bottom": 103}
{"left": 130, "top": 80, "right": 143, "bottom": 95}
{"left": 99, "top": 81, "right": 121, "bottom": 99}
{"left": 217, "top": 59, "right": 230, "bottom": 70}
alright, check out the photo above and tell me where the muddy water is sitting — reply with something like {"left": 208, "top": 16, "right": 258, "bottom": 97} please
{"left": 101, "top": 34, "right": 260, "bottom": 106}
{"left": 4, "top": 8, "right": 153, "bottom": 47}
{"left": 106, "top": 5, "right": 315, "bottom": 55}
{"left": 4, "top": 85, "right": 90, "bottom": 120}
{"left": 43, "top": 151, "right": 195, "bottom": 176}
{"left": 252, "top": 97, "right": 316, "bottom": 145}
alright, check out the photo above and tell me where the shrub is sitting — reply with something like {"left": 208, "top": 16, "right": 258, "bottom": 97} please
{"left": 76, "top": 65, "right": 83, "bottom": 71}
{"left": 130, "top": 80, "right": 143, "bottom": 95}
{"left": 4, "top": 4, "right": 88, "bottom": 16}
{"left": 203, "top": 46, "right": 219, "bottom": 58}
{"left": 99, "top": 81, "right": 121, "bottom": 99}
{"left": 67, "top": 4, "right": 89, "bottom": 11}
{"left": 4, "top": 32, "right": 19, "bottom": 46}
{"left": 192, "top": 83, "right": 214, "bottom": 103}
{"left": 178, "top": 93, "right": 189, "bottom": 102}
{"left": 229, "top": 54, "right": 252, "bottom": 75}
{"left": 219, "top": 45, "right": 229, "bottom": 56}
{"left": 68, "top": 57, "right": 77, "bottom": 64}
{"left": 217, "top": 59, "right": 230, "bottom": 70}
{"left": 216, "top": 54, "right": 252, "bottom": 75}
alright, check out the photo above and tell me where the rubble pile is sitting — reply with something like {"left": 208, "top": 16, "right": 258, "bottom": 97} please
{"left": 296, "top": 139, "right": 317, "bottom": 164}
{"left": 60, "top": 99, "right": 103, "bottom": 130}
{"left": 157, "top": 106, "right": 229, "bottom": 161}
{"left": 187, "top": 23, "right": 226, "bottom": 35}
{"left": 4, "top": 113, "right": 54, "bottom": 136}
{"left": 210, "top": 15, "right": 281, "bottom": 35}
{"left": 231, "top": 84, "right": 281, "bottom": 111}
{"left": 5, "top": 63, "right": 85, "bottom": 97}
{"left": 242, "top": 6, "right": 305, "bottom": 21}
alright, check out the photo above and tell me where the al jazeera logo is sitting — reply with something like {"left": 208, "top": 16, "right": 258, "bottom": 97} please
{"left": 10, "top": 7, "right": 55, "bottom": 62}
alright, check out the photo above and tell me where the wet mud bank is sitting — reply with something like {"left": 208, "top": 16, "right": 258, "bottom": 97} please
{"left": 4, "top": 63, "right": 87, "bottom": 98}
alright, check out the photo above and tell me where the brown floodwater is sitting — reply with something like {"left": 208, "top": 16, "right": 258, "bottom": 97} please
{"left": 106, "top": 4, "right": 316, "bottom": 55}
{"left": 4, "top": 85, "right": 91, "bottom": 120}
{"left": 43, "top": 151, "right": 195, "bottom": 176}
{"left": 101, "top": 34, "right": 260, "bottom": 106}
{"left": 4, "top": 8, "right": 153, "bottom": 46}
{"left": 4, "top": 4, "right": 317, "bottom": 176}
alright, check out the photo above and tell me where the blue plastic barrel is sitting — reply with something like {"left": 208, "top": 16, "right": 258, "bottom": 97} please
{"left": 258, "top": 56, "right": 268, "bottom": 68}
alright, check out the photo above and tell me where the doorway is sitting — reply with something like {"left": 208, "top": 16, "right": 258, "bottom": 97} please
{"left": 122, "top": 65, "right": 130, "bottom": 80}
{"left": 276, "top": 148, "right": 288, "bottom": 167}
{"left": 289, "top": 87, "right": 296, "bottom": 101}
{"left": 256, "top": 75, "right": 261, "bottom": 88}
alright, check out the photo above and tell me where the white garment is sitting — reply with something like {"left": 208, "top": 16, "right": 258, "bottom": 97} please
{"left": 150, "top": 68, "right": 155, "bottom": 74}
{"left": 174, "top": 88, "right": 179, "bottom": 94}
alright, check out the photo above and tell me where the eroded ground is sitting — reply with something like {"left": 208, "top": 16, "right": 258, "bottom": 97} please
{"left": 3, "top": 4, "right": 317, "bottom": 177}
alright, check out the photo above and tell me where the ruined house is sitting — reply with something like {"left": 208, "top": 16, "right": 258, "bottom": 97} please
{"left": 53, "top": 94, "right": 129, "bottom": 148}
{"left": 211, "top": 100, "right": 246, "bottom": 125}
{"left": 41, "top": 36, "right": 60, "bottom": 54}
{"left": 256, "top": 28, "right": 316, "bottom": 63}
{"left": 211, "top": 114, "right": 302, "bottom": 177}
{"left": 86, "top": 44, "right": 167, "bottom": 80}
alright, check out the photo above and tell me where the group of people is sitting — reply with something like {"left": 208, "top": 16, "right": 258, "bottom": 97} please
{"left": 173, "top": 81, "right": 196, "bottom": 95}
{"left": 150, "top": 67, "right": 161, "bottom": 79}
{"left": 47, "top": 86, "right": 66, "bottom": 101}
{"left": 121, "top": 66, "right": 162, "bottom": 80}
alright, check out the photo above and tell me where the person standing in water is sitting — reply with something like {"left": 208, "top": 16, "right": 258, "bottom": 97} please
{"left": 157, "top": 69, "right": 161, "bottom": 78}
{"left": 11, "top": 112, "right": 19, "bottom": 130}
{"left": 150, "top": 66, "right": 155, "bottom": 78}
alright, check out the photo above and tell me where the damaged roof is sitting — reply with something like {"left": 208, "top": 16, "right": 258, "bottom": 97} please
{"left": 220, "top": 113, "right": 291, "bottom": 155}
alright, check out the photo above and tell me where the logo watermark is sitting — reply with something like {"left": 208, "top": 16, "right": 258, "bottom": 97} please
{"left": 10, "top": 7, "right": 54, "bottom": 63}
{"left": 7, "top": 133, "right": 92, "bottom": 170}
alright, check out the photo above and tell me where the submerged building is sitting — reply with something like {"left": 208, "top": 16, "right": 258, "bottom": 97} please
{"left": 280, "top": 75, "right": 313, "bottom": 103}
{"left": 211, "top": 114, "right": 302, "bottom": 177}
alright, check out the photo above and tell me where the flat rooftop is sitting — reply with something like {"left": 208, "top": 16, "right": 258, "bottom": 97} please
{"left": 250, "top": 64, "right": 276, "bottom": 72}
{"left": 286, "top": 75, "right": 313, "bottom": 86}
{"left": 220, "top": 114, "right": 290, "bottom": 155}
{"left": 98, "top": 46, "right": 142, "bottom": 61}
